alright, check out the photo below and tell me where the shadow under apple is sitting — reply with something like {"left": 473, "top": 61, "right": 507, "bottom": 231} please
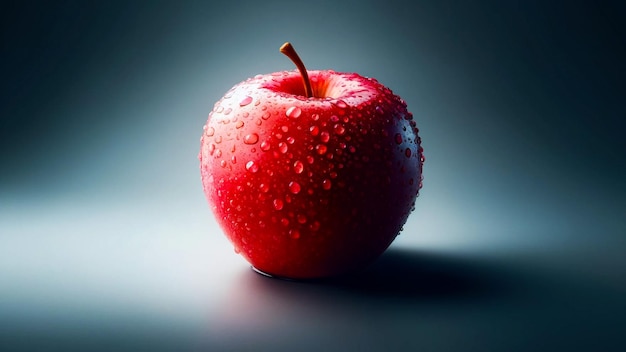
{"left": 316, "top": 246, "right": 517, "bottom": 301}
{"left": 203, "top": 246, "right": 523, "bottom": 351}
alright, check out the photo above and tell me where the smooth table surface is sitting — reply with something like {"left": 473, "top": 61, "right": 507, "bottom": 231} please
{"left": 1, "top": 195, "right": 624, "bottom": 352}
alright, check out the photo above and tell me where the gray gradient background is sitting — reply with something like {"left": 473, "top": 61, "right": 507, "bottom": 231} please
{"left": 1, "top": 0, "right": 625, "bottom": 351}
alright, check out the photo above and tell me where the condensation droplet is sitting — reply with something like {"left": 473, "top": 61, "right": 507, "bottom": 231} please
{"left": 235, "top": 120, "right": 244, "bottom": 129}
{"left": 239, "top": 95, "right": 253, "bottom": 106}
{"left": 262, "top": 111, "right": 271, "bottom": 120}
{"left": 259, "top": 183, "right": 270, "bottom": 192}
{"left": 289, "top": 181, "right": 301, "bottom": 194}
{"left": 281, "top": 218, "right": 290, "bottom": 226}
{"left": 245, "top": 161, "right": 259, "bottom": 173}
{"left": 306, "top": 155, "right": 314, "bottom": 164}
{"left": 320, "top": 131, "right": 330, "bottom": 143}
{"left": 297, "top": 214, "right": 307, "bottom": 224}
{"left": 310, "top": 125, "right": 320, "bottom": 136}
{"left": 405, "top": 148, "right": 412, "bottom": 158}
{"left": 224, "top": 108, "right": 232, "bottom": 115}
{"left": 278, "top": 142, "right": 288, "bottom": 154}
{"left": 286, "top": 106, "right": 302, "bottom": 118}
{"left": 205, "top": 126, "right": 215, "bottom": 136}
{"left": 214, "top": 135, "right": 222, "bottom": 144}
{"left": 260, "top": 140, "right": 271, "bottom": 151}
{"left": 311, "top": 113, "right": 320, "bottom": 121}
{"left": 281, "top": 125, "right": 289, "bottom": 133}
{"left": 309, "top": 221, "right": 321, "bottom": 232}
{"left": 293, "top": 160, "right": 304, "bottom": 174}
{"left": 243, "top": 133, "right": 259, "bottom": 144}
{"left": 316, "top": 144, "right": 327, "bottom": 155}
{"left": 334, "top": 99, "right": 348, "bottom": 109}
{"left": 289, "top": 229, "right": 300, "bottom": 239}
{"left": 273, "top": 199, "right": 284, "bottom": 210}
{"left": 395, "top": 133, "right": 403, "bottom": 144}
{"left": 333, "top": 124, "right": 345, "bottom": 135}
{"left": 322, "top": 179, "right": 332, "bottom": 190}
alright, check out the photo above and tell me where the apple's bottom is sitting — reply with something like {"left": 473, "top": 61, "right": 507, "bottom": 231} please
{"left": 251, "top": 266, "right": 302, "bottom": 281}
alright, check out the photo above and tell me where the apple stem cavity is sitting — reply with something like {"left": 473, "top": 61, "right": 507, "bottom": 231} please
{"left": 280, "top": 42, "right": 313, "bottom": 98}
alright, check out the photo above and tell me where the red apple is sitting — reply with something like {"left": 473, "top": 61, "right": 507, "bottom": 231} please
{"left": 200, "top": 43, "right": 424, "bottom": 279}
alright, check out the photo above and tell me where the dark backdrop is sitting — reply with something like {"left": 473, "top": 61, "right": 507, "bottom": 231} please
{"left": 1, "top": 1, "right": 625, "bottom": 351}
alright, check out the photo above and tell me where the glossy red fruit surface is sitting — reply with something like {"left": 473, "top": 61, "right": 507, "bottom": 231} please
{"left": 200, "top": 69, "right": 423, "bottom": 279}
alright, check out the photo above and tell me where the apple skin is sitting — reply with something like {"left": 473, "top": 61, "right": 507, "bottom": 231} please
{"left": 200, "top": 69, "right": 423, "bottom": 279}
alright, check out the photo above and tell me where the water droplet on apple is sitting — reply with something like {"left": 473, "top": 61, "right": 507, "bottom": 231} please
{"left": 273, "top": 199, "right": 284, "bottom": 210}
{"left": 395, "top": 133, "right": 402, "bottom": 144}
{"left": 245, "top": 161, "right": 259, "bottom": 173}
{"left": 260, "top": 140, "right": 271, "bottom": 151}
{"left": 243, "top": 133, "right": 259, "bottom": 144}
{"left": 281, "top": 218, "right": 290, "bottom": 226}
{"left": 214, "top": 135, "right": 222, "bottom": 144}
{"left": 235, "top": 120, "right": 244, "bottom": 129}
{"left": 281, "top": 125, "right": 289, "bottom": 133}
{"left": 205, "top": 126, "right": 215, "bottom": 136}
{"left": 278, "top": 142, "right": 288, "bottom": 154}
{"left": 259, "top": 183, "right": 269, "bottom": 192}
{"left": 224, "top": 108, "right": 232, "bottom": 115}
{"left": 306, "top": 155, "right": 314, "bottom": 164}
{"left": 231, "top": 156, "right": 237, "bottom": 164}
{"left": 310, "top": 126, "right": 320, "bottom": 136}
{"left": 333, "top": 124, "right": 345, "bottom": 135}
{"left": 322, "top": 179, "right": 332, "bottom": 190}
{"left": 405, "top": 148, "right": 412, "bottom": 157}
{"left": 262, "top": 111, "right": 271, "bottom": 120}
{"left": 286, "top": 106, "right": 302, "bottom": 118}
{"left": 289, "top": 181, "right": 301, "bottom": 194}
{"left": 293, "top": 160, "right": 304, "bottom": 174}
{"left": 289, "top": 229, "right": 300, "bottom": 239}
{"left": 309, "top": 221, "right": 321, "bottom": 232}
{"left": 320, "top": 131, "right": 330, "bottom": 143}
{"left": 239, "top": 95, "right": 253, "bottom": 106}
{"left": 297, "top": 214, "right": 307, "bottom": 224}
{"left": 334, "top": 100, "right": 348, "bottom": 109}
{"left": 316, "top": 144, "right": 327, "bottom": 155}
{"left": 311, "top": 113, "right": 320, "bottom": 121}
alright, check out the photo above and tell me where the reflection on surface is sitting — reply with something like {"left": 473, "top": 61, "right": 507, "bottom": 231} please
{"left": 203, "top": 247, "right": 626, "bottom": 351}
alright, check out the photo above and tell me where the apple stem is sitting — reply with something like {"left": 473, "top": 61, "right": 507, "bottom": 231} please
{"left": 280, "top": 42, "right": 313, "bottom": 98}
